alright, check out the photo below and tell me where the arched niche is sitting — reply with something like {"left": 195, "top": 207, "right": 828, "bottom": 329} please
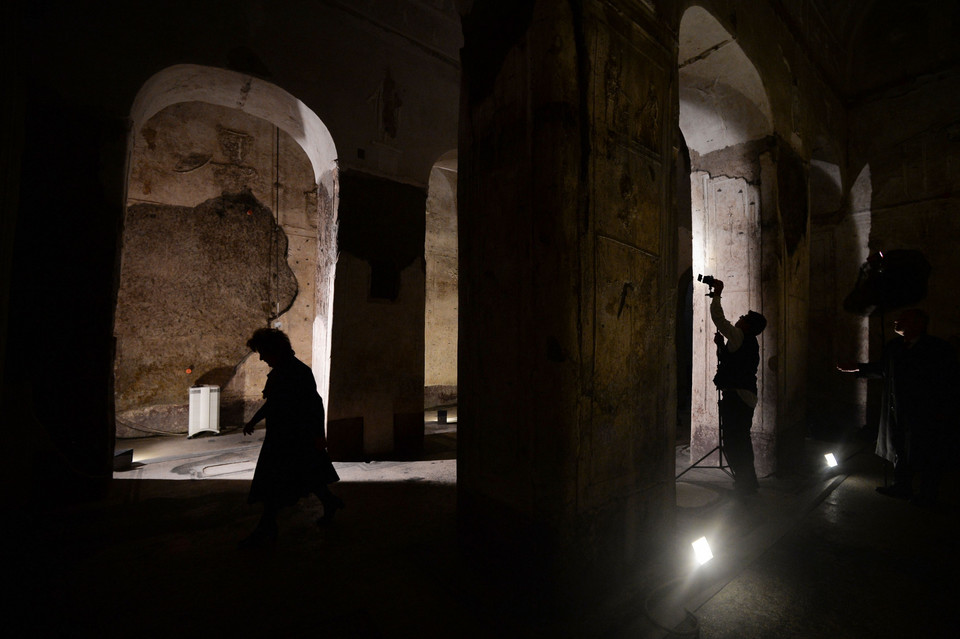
{"left": 116, "top": 64, "right": 339, "bottom": 438}
{"left": 679, "top": 6, "right": 775, "bottom": 473}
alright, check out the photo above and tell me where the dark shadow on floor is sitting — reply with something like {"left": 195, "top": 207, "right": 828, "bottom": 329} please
{"left": 6, "top": 478, "right": 486, "bottom": 637}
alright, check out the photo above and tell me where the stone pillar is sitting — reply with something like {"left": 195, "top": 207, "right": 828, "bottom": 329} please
{"left": 424, "top": 164, "right": 459, "bottom": 409}
{"left": 328, "top": 171, "right": 426, "bottom": 458}
{"left": 312, "top": 167, "right": 338, "bottom": 413}
{"left": 770, "top": 142, "right": 810, "bottom": 474}
{"left": 458, "top": 0, "right": 677, "bottom": 599}
{"left": 3, "top": 88, "right": 126, "bottom": 503}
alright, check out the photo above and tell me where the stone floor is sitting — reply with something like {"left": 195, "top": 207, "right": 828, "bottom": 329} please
{"left": 5, "top": 415, "right": 959, "bottom": 638}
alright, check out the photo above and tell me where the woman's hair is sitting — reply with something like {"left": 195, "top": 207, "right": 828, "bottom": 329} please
{"left": 247, "top": 327, "right": 294, "bottom": 357}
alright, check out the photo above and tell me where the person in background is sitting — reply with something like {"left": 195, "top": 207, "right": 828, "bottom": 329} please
{"left": 838, "top": 309, "right": 957, "bottom": 506}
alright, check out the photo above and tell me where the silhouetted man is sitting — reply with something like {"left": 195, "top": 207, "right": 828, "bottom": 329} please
{"left": 709, "top": 279, "right": 767, "bottom": 496}
{"left": 838, "top": 309, "right": 957, "bottom": 505}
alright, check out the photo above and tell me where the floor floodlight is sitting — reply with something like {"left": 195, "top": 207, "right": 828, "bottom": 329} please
{"left": 692, "top": 536, "right": 713, "bottom": 565}
{"left": 824, "top": 453, "right": 838, "bottom": 467}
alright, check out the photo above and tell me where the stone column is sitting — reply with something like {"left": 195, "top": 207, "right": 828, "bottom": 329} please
{"left": 312, "top": 167, "right": 338, "bottom": 413}
{"left": 3, "top": 90, "right": 126, "bottom": 502}
{"left": 458, "top": 0, "right": 677, "bottom": 598}
{"left": 327, "top": 171, "right": 426, "bottom": 458}
{"left": 769, "top": 141, "right": 810, "bottom": 474}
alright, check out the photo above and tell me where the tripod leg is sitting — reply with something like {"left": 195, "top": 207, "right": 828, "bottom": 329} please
{"left": 676, "top": 445, "right": 721, "bottom": 479}
{"left": 717, "top": 394, "right": 735, "bottom": 479}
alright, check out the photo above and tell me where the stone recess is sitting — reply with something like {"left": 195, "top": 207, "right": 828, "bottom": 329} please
{"left": 116, "top": 101, "right": 319, "bottom": 437}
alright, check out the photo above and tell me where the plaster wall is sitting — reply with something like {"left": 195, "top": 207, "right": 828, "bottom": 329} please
{"left": 117, "top": 101, "right": 318, "bottom": 436}
{"left": 329, "top": 253, "right": 425, "bottom": 456}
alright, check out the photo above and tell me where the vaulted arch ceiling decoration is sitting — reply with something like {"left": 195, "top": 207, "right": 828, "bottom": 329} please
{"left": 679, "top": 7, "right": 773, "bottom": 155}
{"left": 131, "top": 64, "right": 337, "bottom": 182}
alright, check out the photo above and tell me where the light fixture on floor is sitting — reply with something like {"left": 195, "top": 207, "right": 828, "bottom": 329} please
{"left": 824, "top": 453, "right": 838, "bottom": 467}
{"left": 692, "top": 536, "right": 713, "bottom": 565}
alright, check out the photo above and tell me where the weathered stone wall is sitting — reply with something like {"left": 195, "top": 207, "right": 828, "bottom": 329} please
{"left": 424, "top": 164, "right": 458, "bottom": 408}
{"left": 115, "top": 194, "right": 297, "bottom": 435}
{"left": 117, "top": 101, "right": 318, "bottom": 436}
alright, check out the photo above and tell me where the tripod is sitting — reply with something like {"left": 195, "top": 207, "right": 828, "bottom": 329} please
{"left": 677, "top": 333, "right": 734, "bottom": 480}
{"left": 676, "top": 390, "right": 734, "bottom": 479}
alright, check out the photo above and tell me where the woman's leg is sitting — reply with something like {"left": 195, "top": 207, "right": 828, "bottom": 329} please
{"left": 314, "top": 485, "right": 345, "bottom": 524}
{"left": 240, "top": 501, "right": 279, "bottom": 547}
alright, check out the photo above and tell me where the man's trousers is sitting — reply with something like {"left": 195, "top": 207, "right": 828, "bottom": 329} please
{"left": 720, "top": 391, "right": 759, "bottom": 493}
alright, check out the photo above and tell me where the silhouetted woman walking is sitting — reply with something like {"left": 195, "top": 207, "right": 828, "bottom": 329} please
{"left": 240, "top": 328, "right": 344, "bottom": 547}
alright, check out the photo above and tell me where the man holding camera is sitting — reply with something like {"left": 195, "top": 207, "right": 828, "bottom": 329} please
{"left": 707, "top": 277, "right": 767, "bottom": 496}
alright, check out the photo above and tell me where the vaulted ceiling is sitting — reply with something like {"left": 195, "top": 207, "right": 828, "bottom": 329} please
{"left": 772, "top": 0, "right": 960, "bottom": 102}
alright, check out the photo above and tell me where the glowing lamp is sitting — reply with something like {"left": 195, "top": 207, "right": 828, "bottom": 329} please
{"left": 824, "top": 453, "right": 838, "bottom": 467}
{"left": 692, "top": 536, "right": 713, "bottom": 565}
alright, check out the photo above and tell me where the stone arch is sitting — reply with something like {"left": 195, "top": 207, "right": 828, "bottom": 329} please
{"left": 679, "top": 6, "right": 775, "bottom": 473}
{"left": 679, "top": 7, "right": 773, "bottom": 155}
{"left": 424, "top": 149, "right": 458, "bottom": 412}
{"left": 130, "top": 65, "right": 337, "bottom": 183}
{"left": 116, "top": 64, "right": 339, "bottom": 438}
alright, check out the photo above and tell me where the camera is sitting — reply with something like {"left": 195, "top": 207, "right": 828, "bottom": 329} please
{"left": 698, "top": 274, "right": 716, "bottom": 287}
